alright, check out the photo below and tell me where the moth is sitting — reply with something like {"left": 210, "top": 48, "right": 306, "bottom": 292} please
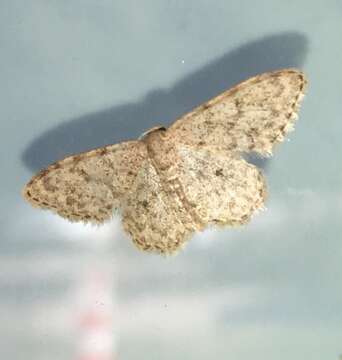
{"left": 23, "top": 69, "right": 307, "bottom": 254}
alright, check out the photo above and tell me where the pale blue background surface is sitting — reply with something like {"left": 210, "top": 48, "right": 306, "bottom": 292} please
{"left": 1, "top": 1, "right": 342, "bottom": 359}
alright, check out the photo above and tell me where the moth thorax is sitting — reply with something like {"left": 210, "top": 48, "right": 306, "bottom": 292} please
{"left": 143, "top": 129, "right": 174, "bottom": 170}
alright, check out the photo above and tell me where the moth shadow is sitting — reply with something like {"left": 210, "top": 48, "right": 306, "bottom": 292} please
{"left": 22, "top": 31, "right": 309, "bottom": 173}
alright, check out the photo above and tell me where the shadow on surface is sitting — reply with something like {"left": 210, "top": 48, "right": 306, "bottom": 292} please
{"left": 22, "top": 31, "right": 309, "bottom": 172}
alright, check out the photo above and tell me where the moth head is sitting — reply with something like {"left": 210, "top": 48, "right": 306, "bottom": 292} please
{"left": 139, "top": 126, "right": 166, "bottom": 140}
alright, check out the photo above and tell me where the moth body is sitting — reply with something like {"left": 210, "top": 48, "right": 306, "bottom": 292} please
{"left": 23, "top": 69, "right": 307, "bottom": 254}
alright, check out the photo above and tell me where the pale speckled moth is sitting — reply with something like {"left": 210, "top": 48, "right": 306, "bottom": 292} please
{"left": 23, "top": 69, "right": 307, "bottom": 255}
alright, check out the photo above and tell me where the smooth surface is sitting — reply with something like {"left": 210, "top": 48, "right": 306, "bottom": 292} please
{"left": 1, "top": 1, "right": 342, "bottom": 359}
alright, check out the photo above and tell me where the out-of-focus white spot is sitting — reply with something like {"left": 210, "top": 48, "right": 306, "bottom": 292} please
{"left": 47, "top": 213, "right": 121, "bottom": 245}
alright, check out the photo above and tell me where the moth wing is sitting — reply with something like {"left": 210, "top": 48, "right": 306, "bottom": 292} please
{"left": 174, "top": 145, "right": 267, "bottom": 226}
{"left": 122, "top": 159, "right": 193, "bottom": 254}
{"left": 168, "top": 69, "right": 307, "bottom": 156}
{"left": 23, "top": 140, "right": 147, "bottom": 223}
